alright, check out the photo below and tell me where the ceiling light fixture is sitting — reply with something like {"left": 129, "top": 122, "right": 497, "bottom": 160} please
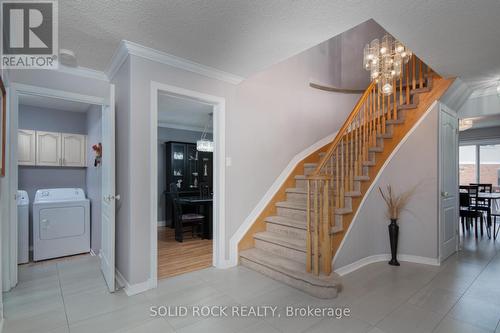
{"left": 459, "top": 118, "right": 473, "bottom": 131}
{"left": 197, "top": 113, "right": 214, "bottom": 152}
{"left": 364, "top": 34, "right": 412, "bottom": 96}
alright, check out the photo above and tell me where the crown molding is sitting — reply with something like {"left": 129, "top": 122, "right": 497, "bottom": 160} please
{"left": 157, "top": 121, "right": 213, "bottom": 133}
{"left": 106, "top": 40, "right": 244, "bottom": 85}
{"left": 56, "top": 64, "right": 109, "bottom": 81}
{"left": 469, "top": 85, "right": 499, "bottom": 99}
{"left": 106, "top": 40, "right": 130, "bottom": 80}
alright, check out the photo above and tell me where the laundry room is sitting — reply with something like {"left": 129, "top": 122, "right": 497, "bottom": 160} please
{"left": 17, "top": 94, "right": 102, "bottom": 263}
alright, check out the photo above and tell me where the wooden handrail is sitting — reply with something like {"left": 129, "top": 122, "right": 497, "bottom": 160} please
{"left": 309, "top": 82, "right": 365, "bottom": 94}
{"left": 306, "top": 55, "right": 433, "bottom": 276}
{"left": 311, "top": 80, "right": 376, "bottom": 176}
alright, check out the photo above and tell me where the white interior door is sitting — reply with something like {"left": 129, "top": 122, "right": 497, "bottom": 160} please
{"left": 439, "top": 104, "right": 459, "bottom": 261}
{"left": 100, "top": 84, "right": 116, "bottom": 292}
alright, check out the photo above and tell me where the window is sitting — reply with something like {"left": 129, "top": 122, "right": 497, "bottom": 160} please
{"left": 459, "top": 145, "right": 477, "bottom": 185}
{"left": 479, "top": 144, "right": 500, "bottom": 186}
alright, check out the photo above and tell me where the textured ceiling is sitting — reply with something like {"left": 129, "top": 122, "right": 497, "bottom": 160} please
{"left": 158, "top": 93, "right": 213, "bottom": 131}
{"left": 60, "top": 1, "right": 500, "bottom": 89}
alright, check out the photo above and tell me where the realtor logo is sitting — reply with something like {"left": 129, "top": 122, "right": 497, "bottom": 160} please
{"left": 1, "top": 0, "right": 58, "bottom": 69}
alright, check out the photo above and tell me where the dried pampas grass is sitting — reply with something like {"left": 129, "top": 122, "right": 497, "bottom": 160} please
{"left": 378, "top": 185, "right": 416, "bottom": 220}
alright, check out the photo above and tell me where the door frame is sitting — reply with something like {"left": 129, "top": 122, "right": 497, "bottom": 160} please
{"left": 3, "top": 83, "right": 108, "bottom": 291}
{"left": 150, "top": 81, "right": 226, "bottom": 287}
{"left": 438, "top": 102, "right": 459, "bottom": 262}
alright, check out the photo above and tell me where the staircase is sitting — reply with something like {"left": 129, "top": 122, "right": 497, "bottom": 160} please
{"left": 239, "top": 56, "right": 454, "bottom": 299}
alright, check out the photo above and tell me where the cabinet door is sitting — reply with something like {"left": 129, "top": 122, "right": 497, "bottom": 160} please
{"left": 62, "top": 133, "right": 86, "bottom": 167}
{"left": 36, "top": 131, "right": 62, "bottom": 166}
{"left": 18, "top": 129, "right": 36, "bottom": 166}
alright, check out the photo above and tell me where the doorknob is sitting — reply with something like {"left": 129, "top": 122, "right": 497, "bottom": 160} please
{"left": 441, "top": 191, "right": 449, "bottom": 198}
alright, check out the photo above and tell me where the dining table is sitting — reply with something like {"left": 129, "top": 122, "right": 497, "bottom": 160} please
{"left": 177, "top": 196, "right": 213, "bottom": 239}
{"left": 476, "top": 192, "right": 500, "bottom": 238}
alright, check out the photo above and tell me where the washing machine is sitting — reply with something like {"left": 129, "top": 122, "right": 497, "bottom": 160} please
{"left": 33, "top": 188, "right": 90, "bottom": 261}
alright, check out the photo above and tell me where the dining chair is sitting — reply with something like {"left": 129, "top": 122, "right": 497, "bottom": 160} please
{"left": 492, "top": 198, "right": 500, "bottom": 240}
{"left": 459, "top": 185, "right": 484, "bottom": 238}
{"left": 470, "top": 183, "right": 493, "bottom": 237}
{"left": 169, "top": 183, "right": 205, "bottom": 242}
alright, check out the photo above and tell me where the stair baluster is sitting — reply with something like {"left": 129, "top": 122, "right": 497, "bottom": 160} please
{"left": 306, "top": 55, "right": 432, "bottom": 275}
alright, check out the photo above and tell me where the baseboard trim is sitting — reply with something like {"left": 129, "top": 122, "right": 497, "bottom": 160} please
{"left": 334, "top": 254, "right": 440, "bottom": 276}
{"left": 115, "top": 269, "right": 155, "bottom": 296}
{"left": 228, "top": 131, "right": 339, "bottom": 267}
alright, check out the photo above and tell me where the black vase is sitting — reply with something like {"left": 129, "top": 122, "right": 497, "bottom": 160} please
{"left": 388, "top": 219, "right": 400, "bottom": 266}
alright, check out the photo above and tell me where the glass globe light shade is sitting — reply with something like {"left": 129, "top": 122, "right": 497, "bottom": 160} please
{"left": 382, "top": 83, "right": 393, "bottom": 95}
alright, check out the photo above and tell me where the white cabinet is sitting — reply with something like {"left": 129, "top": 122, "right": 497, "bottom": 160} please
{"left": 62, "top": 133, "right": 86, "bottom": 167}
{"left": 36, "top": 131, "right": 62, "bottom": 166}
{"left": 20, "top": 130, "right": 88, "bottom": 167}
{"left": 18, "top": 129, "right": 36, "bottom": 166}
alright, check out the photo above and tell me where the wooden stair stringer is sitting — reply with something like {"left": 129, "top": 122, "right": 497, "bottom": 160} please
{"left": 238, "top": 142, "right": 331, "bottom": 252}
{"left": 330, "top": 77, "right": 455, "bottom": 256}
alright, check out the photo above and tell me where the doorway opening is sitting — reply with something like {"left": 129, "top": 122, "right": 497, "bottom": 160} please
{"left": 2, "top": 84, "right": 116, "bottom": 293}
{"left": 150, "top": 82, "right": 226, "bottom": 284}
{"left": 458, "top": 138, "right": 500, "bottom": 242}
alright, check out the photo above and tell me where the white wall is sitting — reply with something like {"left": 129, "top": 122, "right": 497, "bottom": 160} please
{"left": 86, "top": 105, "right": 102, "bottom": 253}
{"left": 114, "top": 28, "right": 364, "bottom": 284}
{"left": 334, "top": 103, "right": 440, "bottom": 269}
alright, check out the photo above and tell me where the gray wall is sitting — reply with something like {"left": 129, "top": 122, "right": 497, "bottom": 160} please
{"left": 157, "top": 127, "right": 211, "bottom": 223}
{"left": 18, "top": 105, "right": 89, "bottom": 256}
{"left": 309, "top": 19, "right": 386, "bottom": 90}
{"left": 115, "top": 25, "right": 365, "bottom": 284}
{"left": 113, "top": 58, "right": 132, "bottom": 281}
{"left": 86, "top": 105, "right": 102, "bottom": 253}
{"left": 18, "top": 105, "right": 88, "bottom": 205}
{"left": 19, "top": 105, "right": 88, "bottom": 134}
{"left": 459, "top": 94, "right": 500, "bottom": 118}
{"left": 335, "top": 104, "right": 440, "bottom": 269}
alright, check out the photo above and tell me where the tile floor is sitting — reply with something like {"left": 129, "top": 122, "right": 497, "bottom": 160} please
{"left": 2, "top": 235, "right": 500, "bottom": 333}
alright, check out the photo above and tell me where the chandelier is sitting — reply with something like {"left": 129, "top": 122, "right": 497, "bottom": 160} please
{"left": 197, "top": 113, "right": 214, "bottom": 152}
{"left": 364, "top": 34, "right": 412, "bottom": 96}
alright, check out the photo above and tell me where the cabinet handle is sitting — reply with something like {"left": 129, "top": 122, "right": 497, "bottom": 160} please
{"left": 59, "top": 158, "right": 62, "bottom": 165}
